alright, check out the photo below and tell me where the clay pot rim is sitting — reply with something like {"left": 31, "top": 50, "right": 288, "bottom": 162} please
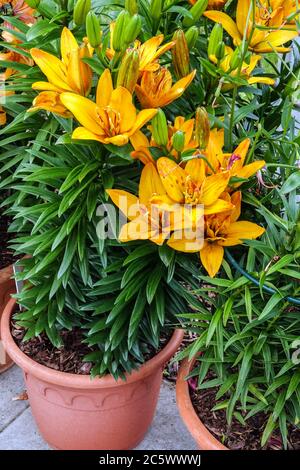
{"left": 176, "top": 356, "right": 228, "bottom": 450}
{"left": 1, "top": 298, "right": 184, "bottom": 389}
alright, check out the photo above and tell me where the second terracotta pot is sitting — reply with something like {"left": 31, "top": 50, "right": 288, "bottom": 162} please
{"left": 176, "top": 357, "right": 228, "bottom": 450}
{"left": 0, "top": 265, "right": 15, "bottom": 373}
{"left": 1, "top": 298, "right": 184, "bottom": 450}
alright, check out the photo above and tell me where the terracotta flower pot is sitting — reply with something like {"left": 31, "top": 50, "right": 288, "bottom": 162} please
{"left": 176, "top": 357, "right": 228, "bottom": 450}
{"left": 0, "top": 265, "right": 15, "bottom": 373}
{"left": 1, "top": 298, "right": 184, "bottom": 450}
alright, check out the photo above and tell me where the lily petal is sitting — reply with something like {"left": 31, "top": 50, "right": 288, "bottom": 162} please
{"left": 30, "top": 48, "right": 70, "bottom": 92}
{"left": 96, "top": 69, "right": 113, "bottom": 107}
{"left": 204, "top": 11, "right": 242, "bottom": 44}
{"left": 72, "top": 126, "right": 105, "bottom": 142}
{"left": 129, "top": 108, "right": 158, "bottom": 136}
{"left": 139, "top": 163, "right": 166, "bottom": 205}
{"left": 200, "top": 241, "right": 224, "bottom": 277}
{"left": 157, "top": 157, "right": 186, "bottom": 203}
{"left": 201, "top": 171, "right": 230, "bottom": 205}
{"left": 106, "top": 189, "right": 140, "bottom": 220}
{"left": 61, "top": 27, "right": 78, "bottom": 66}
{"left": 60, "top": 92, "right": 103, "bottom": 135}
{"left": 225, "top": 221, "right": 265, "bottom": 241}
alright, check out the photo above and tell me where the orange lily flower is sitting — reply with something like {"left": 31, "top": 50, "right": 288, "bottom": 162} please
{"left": 199, "top": 192, "right": 265, "bottom": 277}
{"left": 106, "top": 27, "right": 175, "bottom": 74}
{"left": 60, "top": 69, "right": 157, "bottom": 146}
{"left": 31, "top": 28, "right": 93, "bottom": 96}
{"left": 205, "top": 133, "right": 266, "bottom": 185}
{"left": 210, "top": 46, "right": 275, "bottom": 90}
{"left": 107, "top": 163, "right": 187, "bottom": 245}
{"left": 133, "top": 35, "right": 175, "bottom": 73}
{"left": 135, "top": 68, "right": 196, "bottom": 108}
{"left": 1, "top": 1, "right": 36, "bottom": 42}
{"left": 29, "top": 28, "right": 93, "bottom": 117}
{"left": 156, "top": 157, "right": 233, "bottom": 215}
{"left": 168, "top": 191, "right": 265, "bottom": 277}
{"left": 205, "top": 0, "right": 298, "bottom": 53}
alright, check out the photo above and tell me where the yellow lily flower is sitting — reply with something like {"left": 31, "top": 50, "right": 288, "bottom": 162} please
{"left": 199, "top": 191, "right": 265, "bottom": 277}
{"left": 130, "top": 116, "right": 198, "bottom": 164}
{"left": 156, "top": 157, "right": 233, "bottom": 215}
{"left": 28, "top": 91, "right": 72, "bottom": 118}
{"left": 135, "top": 68, "right": 196, "bottom": 108}
{"left": 210, "top": 46, "right": 275, "bottom": 90}
{"left": 133, "top": 35, "right": 175, "bottom": 73}
{"left": 106, "top": 28, "right": 175, "bottom": 74}
{"left": 107, "top": 163, "right": 188, "bottom": 245}
{"left": 168, "top": 191, "right": 265, "bottom": 277}
{"left": 31, "top": 28, "right": 93, "bottom": 96}
{"left": 60, "top": 69, "right": 157, "bottom": 146}
{"left": 204, "top": 131, "right": 265, "bottom": 185}
{"left": 205, "top": 0, "right": 298, "bottom": 53}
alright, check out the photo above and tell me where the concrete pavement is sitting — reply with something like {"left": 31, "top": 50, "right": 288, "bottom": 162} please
{"left": 0, "top": 365, "right": 197, "bottom": 450}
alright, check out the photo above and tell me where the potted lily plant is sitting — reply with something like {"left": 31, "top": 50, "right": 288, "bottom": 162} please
{"left": 176, "top": 190, "right": 300, "bottom": 450}
{"left": 0, "top": 0, "right": 201, "bottom": 450}
{"left": 0, "top": 0, "right": 298, "bottom": 452}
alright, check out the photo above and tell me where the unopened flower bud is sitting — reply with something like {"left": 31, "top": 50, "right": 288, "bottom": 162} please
{"left": 183, "top": 0, "right": 208, "bottom": 28}
{"left": 185, "top": 26, "right": 199, "bottom": 50}
{"left": 125, "top": 0, "right": 138, "bottom": 15}
{"left": 172, "top": 29, "right": 190, "bottom": 79}
{"left": 150, "top": 0, "right": 163, "bottom": 23}
{"left": 150, "top": 0, "right": 163, "bottom": 32}
{"left": 86, "top": 11, "right": 102, "bottom": 48}
{"left": 230, "top": 47, "right": 242, "bottom": 70}
{"left": 152, "top": 109, "right": 168, "bottom": 147}
{"left": 172, "top": 131, "right": 185, "bottom": 153}
{"left": 123, "top": 14, "right": 142, "bottom": 45}
{"left": 215, "top": 41, "right": 225, "bottom": 61}
{"left": 117, "top": 50, "right": 140, "bottom": 93}
{"left": 73, "top": 0, "right": 91, "bottom": 26}
{"left": 195, "top": 107, "right": 210, "bottom": 150}
{"left": 113, "top": 10, "right": 131, "bottom": 52}
{"left": 208, "top": 23, "right": 223, "bottom": 60}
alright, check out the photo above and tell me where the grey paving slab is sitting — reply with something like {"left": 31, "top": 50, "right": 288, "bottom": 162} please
{"left": 0, "top": 366, "right": 196, "bottom": 450}
{"left": 0, "top": 366, "right": 29, "bottom": 432}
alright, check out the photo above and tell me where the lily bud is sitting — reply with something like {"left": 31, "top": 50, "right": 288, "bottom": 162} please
{"left": 123, "top": 14, "right": 142, "bottom": 45}
{"left": 152, "top": 109, "right": 168, "bottom": 147}
{"left": 185, "top": 26, "right": 199, "bottom": 50}
{"left": 172, "top": 131, "right": 185, "bottom": 153}
{"left": 117, "top": 50, "right": 140, "bottom": 93}
{"left": 113, "top": 10, "right": 131, "bottom": 52}
{"left": 26, "top": 0, "right": 40, "bottom": 7}
{"left": 73, "top": 0, "right": 91, "bottom": 26}
{"left": 172, "top": 29, "right": 190, "bottom": 79}
{"left": 183, "top": 0, "right": 208, "bottom": 27}
{"left": 125, "top": 0, "right": 138, "bottom": 15}
{"left": 150, "top": 0, "right": 163, "bottom": 32}
{"left": 195, "top": 107, "right": 210, "bottom": 150}
{"left": 229, "top": 47, "right": 242, "bottom": 70}
{"left": 215, "top": 41, "right": 225, "bottom": 61}
{"left": 86, "top": 11, "right": 102, "bottom": 48}
{"left": 208, "top": 23, "right": 223, "bottom": 60}
{"left": 67, "top": 0, "right": 75, "bottom": 12}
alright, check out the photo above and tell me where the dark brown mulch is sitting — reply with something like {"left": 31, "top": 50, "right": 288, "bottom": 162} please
{"left": 0, "top": 193, "right": 19, "bottom": 269}
{"left": 11, "top": 319, "right": 175, "bottom": 375}
{"left": 190, "top": 376, "right": 300, "bottom": 450}
{"left": 12, "top": 323, "right": 95, "bottom": 374}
